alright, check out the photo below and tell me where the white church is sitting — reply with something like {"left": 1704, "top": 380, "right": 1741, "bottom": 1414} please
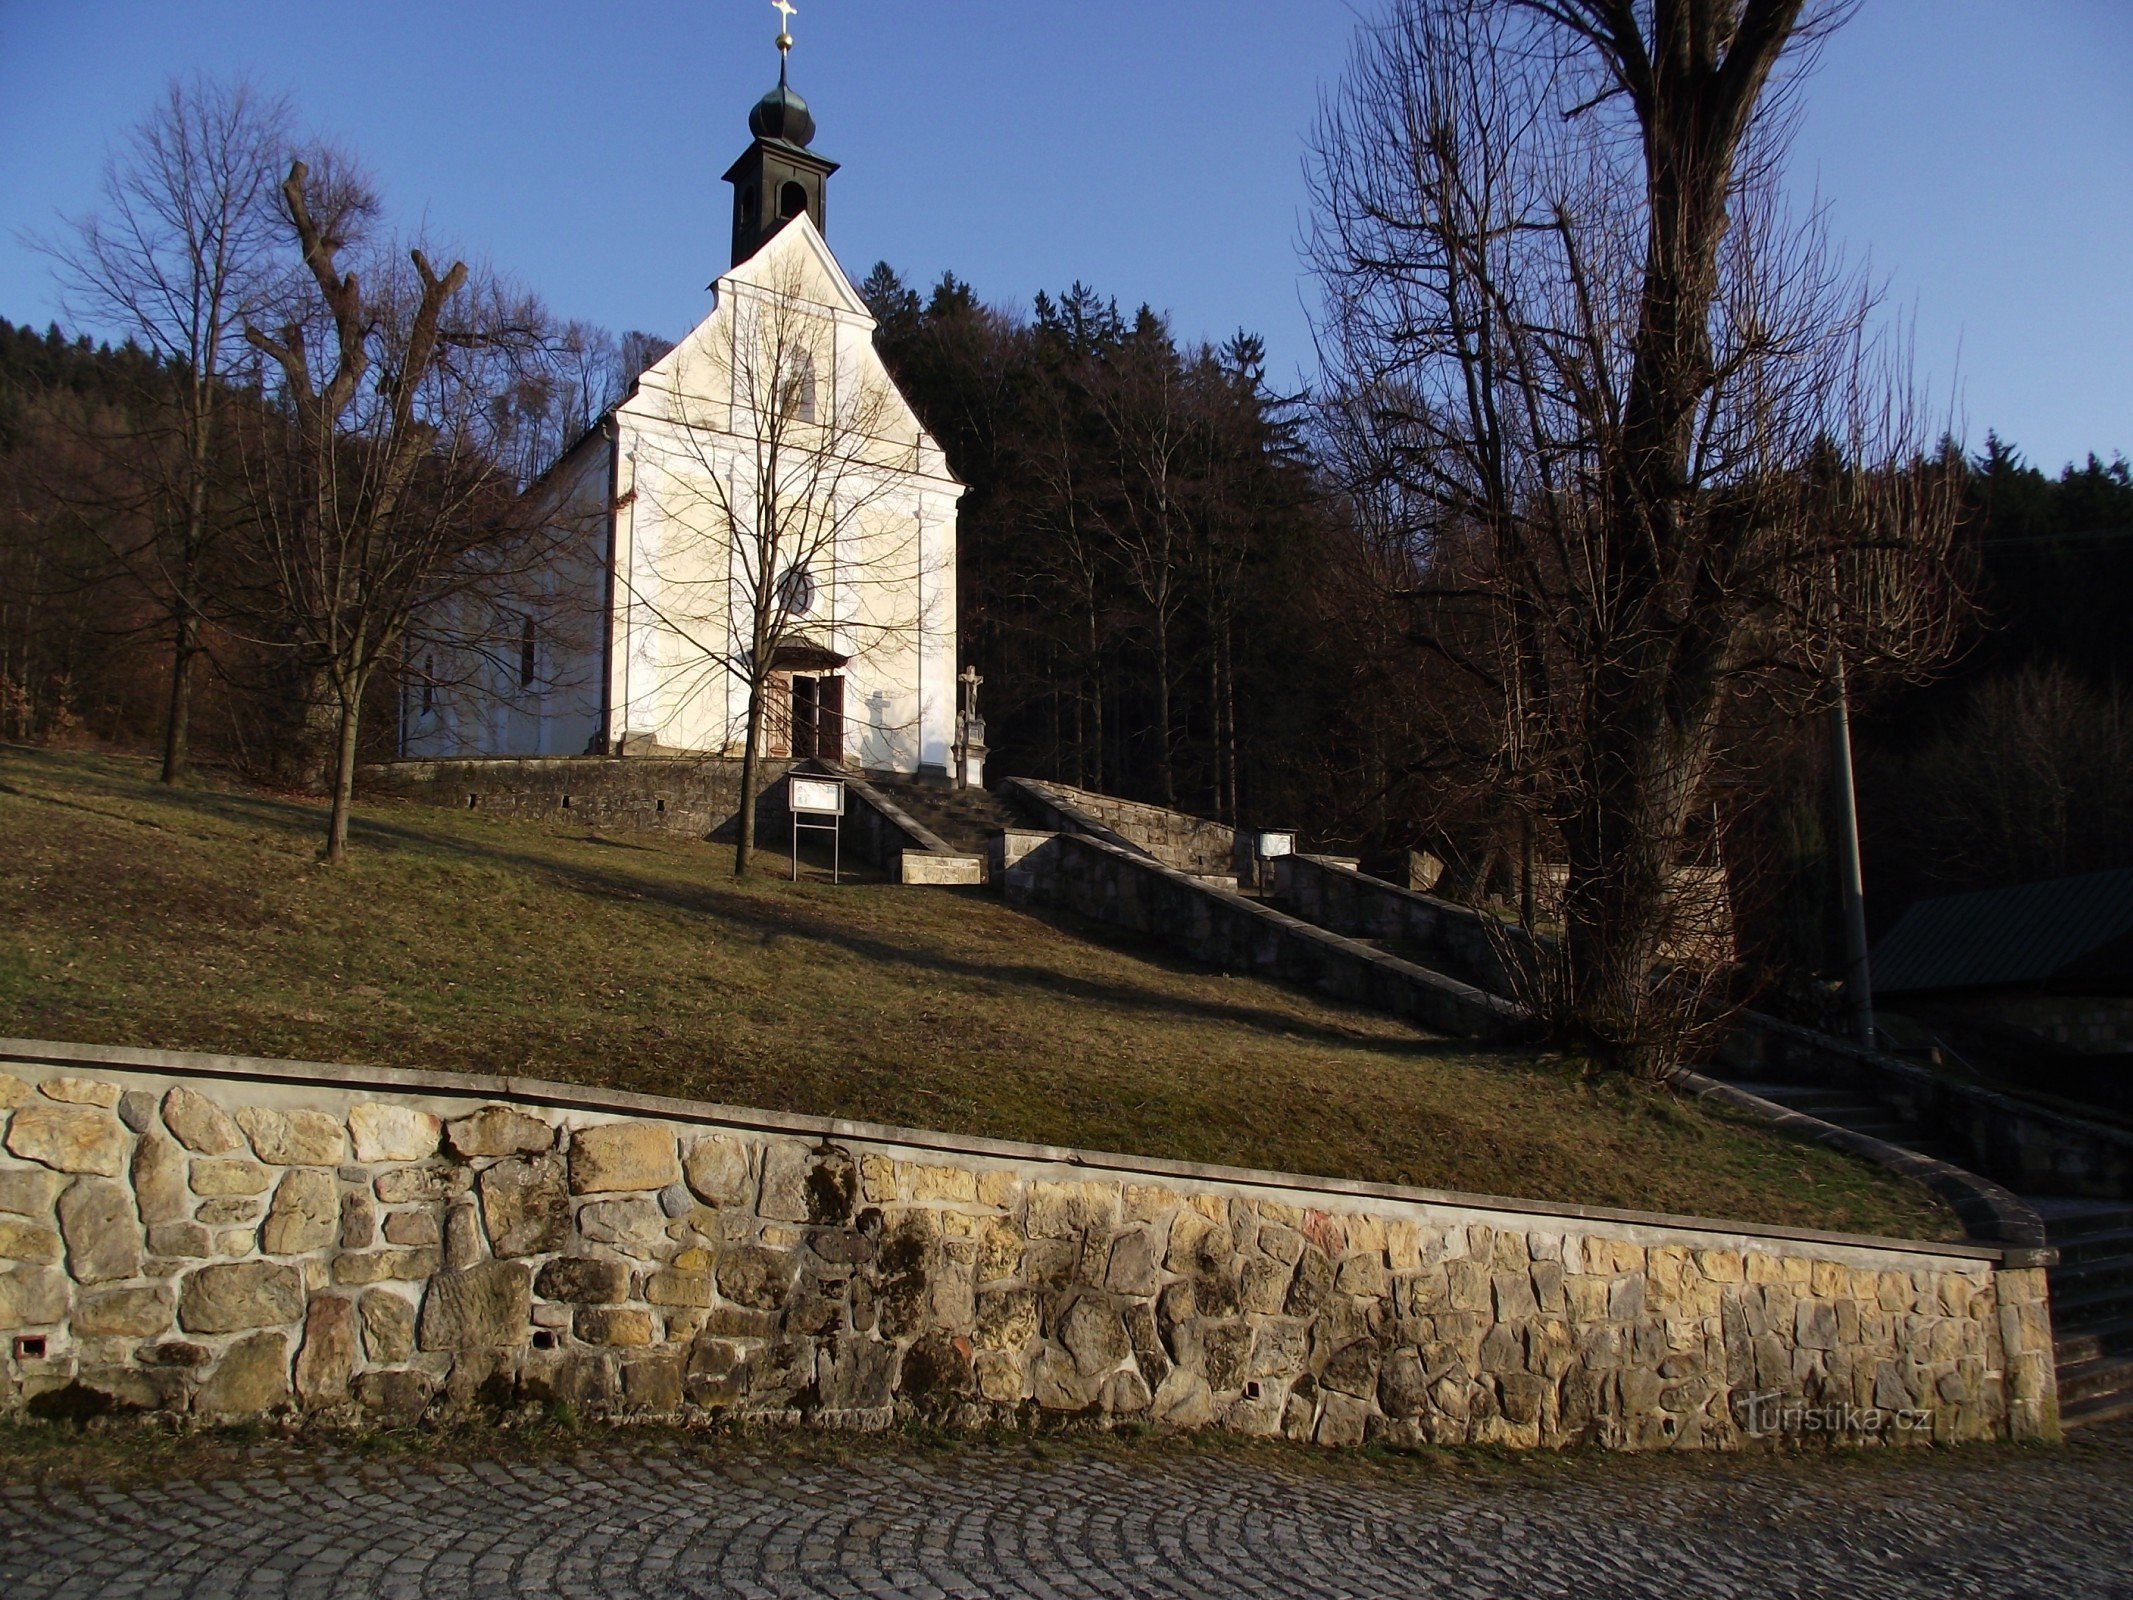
{"left": 404, "top": 18, "right": 965, "bottom": 778}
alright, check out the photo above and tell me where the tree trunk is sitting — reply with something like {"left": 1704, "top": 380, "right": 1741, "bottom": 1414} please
{"left": 734, "top": 677, "right": 767, "bottom": 877}
{"left": 1153, "top": 606, "right": 1175, "bottom": 806}
{"left": 160, "top": 610, "right": 199, "bottom": 784}
{"left": 324, "top": 678, "right": 364, "bottom": 864}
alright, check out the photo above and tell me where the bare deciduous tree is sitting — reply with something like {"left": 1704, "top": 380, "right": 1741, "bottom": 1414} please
{"left": 239, "top": 157, "right": 555, "bottom": 862}
{"left": 38, "top": 76, "right": 292, "bottom": 782}
{"left": 1309, "top": 0, "right": 1964, "bottom": 1074}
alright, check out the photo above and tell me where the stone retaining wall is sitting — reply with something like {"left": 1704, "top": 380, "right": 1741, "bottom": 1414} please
{"left": 1006, "top": 780, "right": 1248, "bottom": 878}
{"left": 0, "top": 1039, "right": 2057, "bottom": 1448}
{"left": 359, "top": 756, "right": 792, "bottom": 837}
{"left": 1004, "top": 832, "right": 1527, "bottom": 1042}
{"left": 1273, "top": 853, "right": 1527, "bottom": 998}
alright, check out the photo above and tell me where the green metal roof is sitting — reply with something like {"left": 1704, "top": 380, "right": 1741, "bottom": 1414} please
{"left": 1871, "top": 866, "right": 2133, "bottom": 996}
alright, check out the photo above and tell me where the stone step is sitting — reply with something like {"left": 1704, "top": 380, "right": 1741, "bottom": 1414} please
{"left": 2056, "top": 1311, "right": 2133, "bottom": 1367}
{"left": 2062, "top": 1383, "right": 2133, "bottom": 1431}
{"left": 2056, "top": 1355, "right": 2133, "bottom": 1408}
{"left": 2040, "top": 1203, "right": 2133, "bottom": 1244}
{"left": 2050, "top": 1281, "right": 2133, "bottom": 1332}
{"left": 2053, "top": 1228, "right": 2133, "bottom": 1268}
{"left": 2050, "top": 1250, "right": 2133, "bottom": 1301}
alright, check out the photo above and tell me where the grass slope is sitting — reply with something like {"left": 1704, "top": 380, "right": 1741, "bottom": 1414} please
{"left": 0, "top": 747, "right": 1953, "bottom": 1238}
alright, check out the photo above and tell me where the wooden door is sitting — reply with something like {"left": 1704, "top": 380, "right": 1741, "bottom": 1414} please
{"left": 816, "top": 675, "right": 844, "bottom": 763}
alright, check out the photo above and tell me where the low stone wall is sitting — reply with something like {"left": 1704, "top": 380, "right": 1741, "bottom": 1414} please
{"left": 0, "top": 1039, "right": 2057, "bottom": 1447}
{"left": 1007, "top": 780, "right": 1248, "bottom": 878}
{"left": 361, "top": 756, "right": 792, "bottom": 838}
{"left": 1273, "top": 853, "right": 1528, "bottom": 999}
{"left": 1005, "top": 831, "right": 1528, "bottom": 1042}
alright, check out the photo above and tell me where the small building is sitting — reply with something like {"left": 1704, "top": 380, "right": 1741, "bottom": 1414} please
{"left": 403, "top": 28, "right": 964, "bottom": 778}
{"left": 1872, "top": 867, "right": 2133, "bottom": 1072}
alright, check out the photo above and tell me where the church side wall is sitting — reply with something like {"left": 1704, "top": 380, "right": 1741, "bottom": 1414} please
{"left": 0, "top": 1040, "right": 2058, "bottom": 1447}
{"left": 401, "top": 443, "right": 611, "bottom": 760}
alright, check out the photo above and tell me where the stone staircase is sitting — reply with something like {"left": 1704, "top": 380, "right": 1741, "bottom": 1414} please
{"left": 1723, "top": 1076, "right": 2133, "bottom": 1430}
{"left": 860, "top": 776, "right": 1037, "bottom": 863}
{"left": 2033, "top": 1196, "right": 2133, "bottom": 1429}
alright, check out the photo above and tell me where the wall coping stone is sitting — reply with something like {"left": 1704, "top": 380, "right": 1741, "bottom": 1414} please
{"left": 0, "top": 1035, "right": 2013, "bottom": 1272}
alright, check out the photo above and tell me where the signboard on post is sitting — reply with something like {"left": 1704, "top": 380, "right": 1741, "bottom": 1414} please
{"left": 787, "top": 775, "right": 846, "bottom": 883}
{"left": 789, "top": 777, "right": 846, "bottom": 817}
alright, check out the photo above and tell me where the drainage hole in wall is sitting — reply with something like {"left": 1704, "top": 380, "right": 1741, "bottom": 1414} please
{"left": 561, "top": 795, "right": 572, "bottom": 810}
{"left": 466, "top": 794, "right": 479, "bottom": 809}
{"left": 1243, "top": 1380, "right": 1263, "bottom": 1400}
{"left": 530, "top": 1330, "right": 558, "bottom": 1352}
{"left": 14, "top": 1335, "right": 47, "bottom": 1361}
{"left": 656, "top": 798, "right": 666, "bottom": 813}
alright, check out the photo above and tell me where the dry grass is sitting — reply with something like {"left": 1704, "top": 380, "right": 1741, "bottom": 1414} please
{"left": 0, "top": 746, "right": 1953, "bottom": 1237}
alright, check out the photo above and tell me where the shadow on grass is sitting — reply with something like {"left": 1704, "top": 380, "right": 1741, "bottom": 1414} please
{"left": 3, "top": 748, "right": 1499, "bottom": 1068}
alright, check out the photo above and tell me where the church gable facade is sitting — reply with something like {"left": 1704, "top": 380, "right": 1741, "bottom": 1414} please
{"left": 403, "top": 36, "right": 962, "bottom": 778}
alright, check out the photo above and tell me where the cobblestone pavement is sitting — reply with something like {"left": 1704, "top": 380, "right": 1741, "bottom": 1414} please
{"left": 6, "top": 1422, "right": 2133, "bottom": 1599}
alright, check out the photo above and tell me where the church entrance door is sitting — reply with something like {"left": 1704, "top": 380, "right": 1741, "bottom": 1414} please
{"left": 789, "top": 673, "right": 845, "bottom": 762}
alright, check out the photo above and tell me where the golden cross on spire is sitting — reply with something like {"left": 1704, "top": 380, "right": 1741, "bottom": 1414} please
{"left": 772, "top": 0, "right": 797, "bottom": 49}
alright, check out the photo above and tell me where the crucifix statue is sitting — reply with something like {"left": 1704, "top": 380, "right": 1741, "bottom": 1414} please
{"left": 958, "top": 665, "right": 983, "bottom": 724}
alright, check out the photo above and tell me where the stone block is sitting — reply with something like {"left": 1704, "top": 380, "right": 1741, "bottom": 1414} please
{"left": 975, "top": 1217, "right": 1024, "bottom": 1283}
{"left": 0, "top": 1218, "right": 60, "bottom": 1265}
{"left": 646, "top": 1269, "right": 714, "bottom": 1308}
{"left": 1104, "top": 1229, "right": 1162, "bottom": 1298}
{"left": 1316, "top": 1390, "right": 1371, "bottom": 1447}
{"left": 577, "top": 1306, "right": 657, "bottom": 1347}
{"left": 295, "top": 1295, "right": 359, "bottom": 1408}
{"left": 976, "top": 1287, "right": 1038, "bottom": 1351}
{"left": 477, "top": 1152, "right": 568, "bottom": 1258}
{"left": 148, "top": 1220, "right": 211, "bottom": 1258}
{"left": 196, "top": 1197, "right": 260, "bottom": 1225}
{"left": 1203, "top": 1321, "right": 1254, "bottom": 1392}
{"left": 190, "top": 1158, "right": 270, "bottom": 1197}
{"left": 339, "top": 1190, "right": 376, "bottom": 1250}
{"left": 235, "top": 1106, "right": 347, "bottom": 1166}
{"left": 333, "top": 1247, "right": 441, "bottom": 1285}
{"left": 0, "top": 1263, "right": 65, "bottom": 1327}
{"left": 161, "top": 1087, "right": 243, "bottom": 1154}
{"left": 757, "top": 1140, "right": 812, "bottom": 1222}
{"left": 59, "top": 1176, "right": 140, "bottom": 1283}
{"left": 261, "top": 1169, "right": 338, "bottom": 1255}
{"left": 354, "top": 1368, "right": 434, "bottom": 1421}
{"left": 6, "top": 1104, "right": 125, "bottom": 1176}
{"left": 193, "top": 1331, "right": 291, "bottom": 1416}
{"left": 442, "top": 1202, "right": 483, "bottom": 1271}
{"left": 622, "top": 1350, "right": 685, "bottom": 1411}
{"left": 1494, "top": 1270, "right": 1540, "bottom": 1321}
{"left": 382, "top": 1210, "right": 439, "bottom": 1247}
{"left": 576, "top": 1197, "right": 666, "bottom": 1256}
{"left": 534, "top": 1255, "right": 630, "bottom": 1305}
{"left": 0, "top": 1166, "right": 61, "bottom": 1217}
{"left": 40, "top": 1076, "right": 121, "bottom": 1108}
{"left": 570, "top": 1123, "right": 679, "bottom": 1195}
{"left": 117, "top": 1089, "right": 158, "bottom": 1133}
{"left": 73, "top": 1284, "right": 173, "bottom": 1337}
{"left": 375, "top": 1165, "right": 471, "bottom": 1204}
{"left": 418, "top": 1261, "right": 531, "bottom": 1351}
{"left": 446, "top": 1106, "right": 555, "bottom": 1159}
{"left": 1029, "top": 1181, "right": 1118, "bottom": 1241}
{"left": 1321, "top": 1339, "right": 1380, "bottom": 1399}
{"left": 131, "top": 1134, "right": 187, "bottom": 1225}
{"left": 360, "top": 1289, "right": 416, "bottom": 1365}
{"left": 1059, "top": 1295, "right": 1132, "bottom": 1377}
{"left": 181, "top": 1261, "right": 305, "bottom": 1332}
{"left": 1336, "top": 1252, "right": 1387, "bottom": 1298}
{"left": 349, "top": 1104, "right": 441, "bottom": 1164}
{"left": 717, "top": 1244, "right": 795, "bottom": 1310}
{"left": 0, "top": 1076, "right": 26, "bottom": 1109}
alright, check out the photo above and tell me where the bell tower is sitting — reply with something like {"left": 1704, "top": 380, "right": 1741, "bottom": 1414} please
{"left": 724, "top": 4, "right": 838, "bottom": 268}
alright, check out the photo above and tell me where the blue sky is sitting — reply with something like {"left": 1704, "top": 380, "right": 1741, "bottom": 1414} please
{"left": 1, "top": 0, "right": 2126, "bottom": 471}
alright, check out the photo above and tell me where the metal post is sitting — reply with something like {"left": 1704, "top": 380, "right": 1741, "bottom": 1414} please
{"left": 1828, "top": 652, "right": 1875, "bottom": 1048}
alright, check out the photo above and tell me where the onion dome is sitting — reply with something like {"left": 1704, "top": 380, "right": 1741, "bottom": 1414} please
{"left": 749, "top": 61, "right": 815, "bottom": 147}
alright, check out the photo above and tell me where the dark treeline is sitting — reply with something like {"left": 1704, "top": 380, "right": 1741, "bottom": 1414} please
{"left": 1734, "top": 439, "right": 2133, "bottom": 1007}
{"left": 862, "top": 266, "right": 1345, "bottom": 828}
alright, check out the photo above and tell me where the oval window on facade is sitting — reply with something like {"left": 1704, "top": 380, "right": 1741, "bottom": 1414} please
{"left": 776, "top": 565, "right": 817, "bottom": 617}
